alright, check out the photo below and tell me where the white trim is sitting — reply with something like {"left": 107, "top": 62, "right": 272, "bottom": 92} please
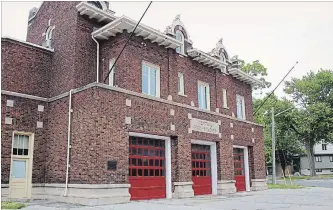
{"left": 109, "top": 58, "right": 116, "bottom": 86}
{"left": 233, "top": 145, "right": 250, "bottom": 192}
{"left": 236, "top": 94, "right": 246, "bottom": 120}
{"left": 92, "top": 16, "right": 181, "bottom": 49}
{"left": 175, "top": 30, "right": 185, "bottom": 54}
{"left": 128, "top": 132, "right": 172, "bottom": 199}
{"left": 76, "top": 2, "right": 117, "bottom": 23}
{"left": 1, "top": 83, "right": 263, "bottom": 127}
{"left": 178, "top": 72, "right": 185, "bottom": 95}
{"left": 2, "top": 36, "right": 54, "bottom": 52}
{"left": 228, "top": 68, "right": 264, "bottom": 87}
{"left": 187, "top": 48, "right": 227, "bottom": 71}
{"left": 191, "top": 139, "right": 218, "bottom": 195}
{"left": 197, "top": 81, "right": 210, "bottom": 111}
{"left": 222, "top": 89, "right": 228, "bottom": 109}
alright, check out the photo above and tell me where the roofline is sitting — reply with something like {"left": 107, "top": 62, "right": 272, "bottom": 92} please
{"left": 28, "top": 2, "right": 44, "bottom": 23}
{"left": 228, "top": 67, "right": 264, "bottom": 87}
{"left": 2, "top": 36, "right": 54, "bottom": 52}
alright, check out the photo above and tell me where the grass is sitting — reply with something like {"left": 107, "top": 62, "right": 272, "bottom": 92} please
{"left": 1, "top": 201, "right": 26, "bottom": 209}
{"left": 268, "top": 183, "right": 304, "bottom": 189}
{"left": 279, "top": 174, "right": 333, "bottom": 180}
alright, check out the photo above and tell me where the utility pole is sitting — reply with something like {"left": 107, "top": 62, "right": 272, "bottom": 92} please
{"left": 271, "top": 107, "right": 276, "bottom": 184}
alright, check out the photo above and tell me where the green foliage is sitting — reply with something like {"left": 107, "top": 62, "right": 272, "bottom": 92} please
{"left": 1, "top": 202, "right": 26, "bottom": 209}
{"left": 253, "top": 94, "right": 303, "bottom": 169}
{"left": 239, "top": 59, "right": 271, "bottom": 90}
{"left": 267, "top": 183, "right": 304, "bottom": 189}
{"left": 284, "top": 69, "right": 333, "bottom": 176}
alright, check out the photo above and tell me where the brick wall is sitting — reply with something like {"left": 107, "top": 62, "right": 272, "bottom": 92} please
{"left": 1, "top": 95, "right": 47, "bottom": 184}
{"left": 1, "top": 39, "right": 52, "bottom": 98}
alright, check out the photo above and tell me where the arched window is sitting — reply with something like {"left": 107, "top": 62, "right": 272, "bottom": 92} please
{"left": 220, "top": 53, "right": 226, "bottom": 63}
{"left": 175, "top": 30, "right": 184, "bottom": 54}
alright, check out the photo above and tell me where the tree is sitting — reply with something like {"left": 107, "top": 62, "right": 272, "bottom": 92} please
{"left": 284, "top": 69, "right": 333, "bottom": 176}
{"left": 253, "top": 94, "right": 303, "bottom": 176}
{"left": 239, "top": 59, "right": 272, "bottom": 91}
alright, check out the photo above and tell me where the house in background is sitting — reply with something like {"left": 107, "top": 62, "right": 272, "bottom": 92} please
{"left": 300, "top": 141, "right": 333, "bottom": 175}
{"left": 1, "top": 1, "right": 267, "bottom": 205}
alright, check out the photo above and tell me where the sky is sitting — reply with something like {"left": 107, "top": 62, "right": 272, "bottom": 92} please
{"left": 2, "top": 1, "right": 333, "bottom": 99}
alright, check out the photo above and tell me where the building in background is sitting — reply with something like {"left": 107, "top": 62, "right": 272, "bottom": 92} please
{"left": 300, "top": 141, "right": 333, "bottom": 175}
{"left": 1, "top": 1, "right": 267, "bottom": 205}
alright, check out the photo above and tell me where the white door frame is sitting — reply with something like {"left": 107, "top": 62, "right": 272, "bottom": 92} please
{"left": 9, "top": 131, "right": 35, "bottom": 198}
{"left": 191, "top": 139, "right": 218, "bottom": 195}
{"left": 129, "top": 132, "right": 172, "bottom": 199}
{"left": 233, "top": 145, "right": 250, "bottom": 192}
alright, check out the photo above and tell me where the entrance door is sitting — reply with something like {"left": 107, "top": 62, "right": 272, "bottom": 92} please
{"left": 233, "top": 148, "right": 246, "bottom": 192}
{"left": 129, "top": 136, "right": 166, "bottom": 200}
{"left": 191, "top": 144, "right": 212, "bottom": 195}
{"left": 9, "top": 133, "right": 33, "bottom": 198}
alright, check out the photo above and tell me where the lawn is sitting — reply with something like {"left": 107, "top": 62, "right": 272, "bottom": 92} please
{"left": 1, "top": 201, "right": 26, "bottom": 209}
{"left": 279, "top": 174, "right": 333, "bottom": 180}
{"left": 268, "top": 183, "right": 304, "bottom": 189}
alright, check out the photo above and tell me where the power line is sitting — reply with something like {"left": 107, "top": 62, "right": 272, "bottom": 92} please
{"left": 103, "top": 1, "right": 153, "bottom": 83}
{"left": 254, "top": 61, "right": 299, "bottom": 115}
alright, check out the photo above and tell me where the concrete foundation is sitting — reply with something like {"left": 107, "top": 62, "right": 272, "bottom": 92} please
{"left": 251, "top": 179, "right": 268, "bottom": 191}
{"left": 217, "top": 180, "right": 236, "bottom": 194}
{"left": 172, "top": 182, "right": 194, "bottom": 198}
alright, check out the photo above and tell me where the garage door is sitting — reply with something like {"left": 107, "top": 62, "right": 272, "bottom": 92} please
{"left": 191, "top": 144, "right": 212, "bottom": 195}
{"left": 129, "top": 136, "right": 166, "bottom": 200}
{"left": 233, "top": 148, "right": 246, "bottom": 192}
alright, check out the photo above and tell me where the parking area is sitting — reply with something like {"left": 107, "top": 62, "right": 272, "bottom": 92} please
{"left": 23, "top": 187, "right": 333, "bottom": 210}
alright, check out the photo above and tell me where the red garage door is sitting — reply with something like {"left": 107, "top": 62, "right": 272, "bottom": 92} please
{"left": 191, "top": 144, "right": 212, "bottom": 195}
{"left": 129, "top": 136, "right": 166, "bottom": 200}
{"left": 233, "top": 148, "right": 246, "bottom": 192}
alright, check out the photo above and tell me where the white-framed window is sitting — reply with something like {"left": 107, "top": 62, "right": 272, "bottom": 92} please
{"left": 322, "top": 143, "right": 327, "bottom": 150}
{"left": 198, "top": 81, "right": 210, "bottom": 110}
{"left": 175, "top": 30, "right": 184, "bottom": 54}
{"left": 12, "top": 134, "right": 30, "bottom": 156}
{"left": 142, "top": 61, "right": 160, "bottom": 97}
{"left": 220, "top": 53, "right": 226, "bottom": 63}
{"left": 222, "top": 89, "right": 228, "bottom": 109}
{"left": 330, "top": 156, "right": 333, "bottom": 162}
{"left": 330, "top": 168, "right": 333, "bottom": 172}
{"left": 109, "top": 58, "right": 115, "bottom": 86}
{"left": 236, "top": 95, "right": 246, "bottom": 120}
{"left": 178, "top": 72, "right": 185, "bottom": 95}
{"left": 315, "top": 156, "right": 322, "bottom": 162}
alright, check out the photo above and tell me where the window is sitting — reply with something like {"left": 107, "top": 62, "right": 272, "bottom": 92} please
{"left": 330, "top": 156, "right": 333, "bottom": 162}
{"left": 220, "top": 53, "right": 226, "bottom": 63}
{"left": 315, "top": 169, "right": 322, "bottom": 172}
{"left": 175, "top": 30, "right": 184, "bottom": 54}
{"left": 198, "top": 81, "right": 210, "bottom": 110}
{"left": 142, "top": 61, "right": 160, "bottom": 97}
{"left": 109, "top": 59, "right": 115, "bottom": 86}
{"left": 12, "top": 134, "right": 29, "bottom": 156}
{"left": 322, "top": 143, "right": 327, "bottom": 150}
{"left": 222, "top": 89, "right": 228, "bottom": 108}
{"left": 330, "top": 169, "right": 333, "bottom": 172}
{"left": 178, "top": 72, "right": 185, "bottom": 95}
{"left": 236, "top": 95, "right": 246, "bottom": 120}
{"left": 315, "top": 156, "right": 322, "bottom": 162}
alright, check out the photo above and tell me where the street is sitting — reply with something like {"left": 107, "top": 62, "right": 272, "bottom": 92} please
{"left": 23, "top": 187, "right": 333, "bottom": 210}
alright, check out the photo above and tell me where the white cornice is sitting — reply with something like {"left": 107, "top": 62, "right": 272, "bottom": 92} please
{"left": 1, "top": 36, "right": 54, "bottom": 52}
{"left": 187, "top": 48, "right": 227, "bottom": 72}
{"left": 228, "top": 68, "right": 264, "bottom": 87}
{"left": 92, "top": 16, "right": 182, "bottom": 49}
{"left": 76, "top": 2, "right": 117, "bottom": 23}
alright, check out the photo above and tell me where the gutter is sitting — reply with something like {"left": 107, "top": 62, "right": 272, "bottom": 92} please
{"left": 92, "top": 35, "right": 100, "bottom": 83}
{"left": 64, "top": 89, "right": 73, "bottom": 196}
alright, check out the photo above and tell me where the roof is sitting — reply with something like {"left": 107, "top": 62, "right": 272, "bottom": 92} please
{"left": 228, "top": 67, "right": 264, "bottom": 87}
{"left": 187, "top": 48, "right": 227, "bottom": 72}
{"left": 76, "top": 2, "right": 117, "bottom": 23}
{"left": 92, "top": 16, "right": 182, "bottom": 49}
{"left": 1, "top": 36, "right": 54, "bottom": 52}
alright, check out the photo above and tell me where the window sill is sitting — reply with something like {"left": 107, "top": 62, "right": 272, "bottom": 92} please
{"left": 223, "top": 106, "right": 229, "bottom": 110}
{"left": 178, "top": 93, "right": 187, "bottom": 97}
{"left": 178, "top": 53, "right": 187, "bottom": 57}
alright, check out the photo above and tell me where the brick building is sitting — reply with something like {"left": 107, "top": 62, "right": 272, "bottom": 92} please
{"left": 1, "top": 1, "right": 267, "bottom": 205}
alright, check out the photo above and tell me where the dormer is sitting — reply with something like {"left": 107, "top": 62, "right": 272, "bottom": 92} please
{"left": 165, "top": 15, "right": 193, "bottom": 56}
{"left": 209, "top": 38, "right": 229, "bottom": 72}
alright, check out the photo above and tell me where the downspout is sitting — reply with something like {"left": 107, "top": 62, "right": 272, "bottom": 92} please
{"left": 92, "top": 35, "right": 99, "bottom": 83}
{"left": 64, "top": 89, "right": 73, "bottom": 196}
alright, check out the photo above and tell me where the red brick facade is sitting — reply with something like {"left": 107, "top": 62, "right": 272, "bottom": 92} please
{"left": 1, "top": 1, "right": 266, "bottom": 198}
